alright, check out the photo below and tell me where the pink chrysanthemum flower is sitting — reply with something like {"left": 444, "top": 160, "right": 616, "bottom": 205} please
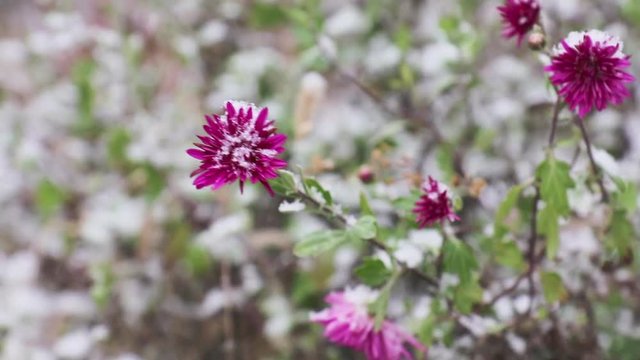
{"left": 413, "top": 177, "right": 460, "bottom": 228}
{"left": 545, "top": 30, "right": 635, "bottom": 118}
{"left": 497, "top": 0, "right": 540, "bottom": 45}
{"left": 187, "top": 101, "right": 287, "bottom": 195}
{"left": 311, "top": 286, "right": 426, "bottom": 360}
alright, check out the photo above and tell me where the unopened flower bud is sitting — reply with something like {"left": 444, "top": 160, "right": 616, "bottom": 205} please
{"left": 357, "top": 166, "right": 375, "bottom": 184}
{"left": 528, "top": 32, "right": 546, "bottom": 51}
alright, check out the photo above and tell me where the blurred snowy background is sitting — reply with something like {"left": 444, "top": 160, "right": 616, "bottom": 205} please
{"left": 0, "top": 0, "right": 639, "bottom": 359}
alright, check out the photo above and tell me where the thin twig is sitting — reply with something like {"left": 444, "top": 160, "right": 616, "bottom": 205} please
{"left": 220, "top": 261, "right": 235, "bottom": 360}
{"left": 337, "top": 66, "right": 446, "bottom": 141}
{"left": 548, "top": 97, "right": 563, "bottom": 146}
{"left": 569, "top": 143, "right": 581, "bottom": 169}
{"left": 484, "top": 98, "right": 563, "bottom": 310}
{"left": 484, "top": 267, "right": 528, "bottom": 309}
{"left": 334, "top": 64, "right": 468, "bottom": 178}
{"left": 481, "top": 249, "right": 546, "bottom": 310}
{"left": 575, "top": 284, "right": 602, "bottom": 357}
{"left": 526, "top": 97, "right": 563, "bottom": 312}
{"left": 526, "top": 187, "right": 541, "bottom": 315}
{"left": 575, "top": 117, "right": 609, "bottom": 202}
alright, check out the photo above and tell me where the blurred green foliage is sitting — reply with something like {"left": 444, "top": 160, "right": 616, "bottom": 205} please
{"left": 35, "top": 179, "right": 68, "bottom": 219}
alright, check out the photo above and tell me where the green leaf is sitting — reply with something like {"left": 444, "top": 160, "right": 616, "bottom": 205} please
{"left": 443, "top": 238, "right": 478, "bottom": 284}
{"left": 606, "top": 209, "right": 635, "bottom": 257}
{"left": 359, "top": 191, "right": 374, "bottom": 216}
{"left": 287, "top": 8, "right": 311, "bottom": 27}
{"left": 249, "top": 2, "right": 289, "bottom": 29}
{"left": 538, "top": 205, "right": 559, "bottom": 259}
{"left": 612, "top": 177, "right": 638, "bottom": 214}
{"left": 72, "top": 59, "right": 98, "bottom": 136}
{"left": 184, "top": 244, "right": 213, "bottom": 276}
{"left": 392, "top": 190, "right": 421, "bottom": 212}
{"left": 460, "top": 0, "right": 480, "bottom": 15}
{"left": 452, "top": 194, "right": 463, "bottom": 212}
{"left": 418, "top": 300, "right": 443, "bottom": 346}
{"left": 291, "top": 272, "right": 318, "bottom": 305}
{"left": 442, "top": 321, "right": 456, "bottom": 347}
{"left": 453, "top": 280, "right": 483, "bottom": 314}
{"left": 270, "top": 170, "right": 297, "bottom": 196}
{"left": 293, "top": 230, "right": 347, "bottom": 257}
{"left": 167, "top": 220, "right": 191, "bottom": 258}
{"left": 365, "top": 0, "right": 384, "bottom": 21}
{"left": 90, "top": 263, "right": 115, "bottom": 309}
{"left": 355, "top": 258, "right": 391, "bottom": 287}
{"left": 439, "top": 15, "right": 460, "bottom": 37}
{"left": 540, "top": 271, "right": 568, "bottom": 303}
{"left": 305, "top": 178, "right": 333, "bottom": 205}
{"left": 435, "top": 144, "right": 455, "bottom": 182}
{"left": 609, "top": 335, "right": 640, "bottom": 360}
{"left": 622, "top": 0, "right": 640, "bottom": 26}
{"left": 349, "top": 215, "right": 377, "bottom": 240}
{"left": 35, "top": 179, "right": 68, "bottom": 219}
{"left": 107, "top": 127, "right": 131, "bottom": 166}
{"left": 419, "top": 312, "right": 436, "bottom": 346}
{"left": 140, "top": 163, "right": 165, "bottom": 201}
{"left": 372, "top": 286, "right": 391, "bottom": 330}
{"left": 494, "top": 239, "right": 525, "bottom": 271}
{"left": 473, "top": 128, "right": 496, "bottom": 151}
{"left": 393, "top": 25, "right": 412, "bottom": 53}
{"left": 536, "top": 155, "right": 575, "bottom": 216}
{"left": 535, "top": 154, "right": 574, "bottom": 259}
{"left": 370, "top": 271, "right": 401, "bottom": 330}
{"left": 495, "top": 184, "right": 525, "bottom": 226}
{"left": 398, "top": 62, "right": 415, "bottom": 88}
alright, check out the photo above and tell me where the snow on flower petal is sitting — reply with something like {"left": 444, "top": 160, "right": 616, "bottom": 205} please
{"left": 310, "top": 286, "right": 426, "bottom": 360}
{"left": 497, "top": 0, "right": 540, "bottom": 45}
{"left": 545, "top": 30, "right": 635, "bottom": 118}
{"left": 187, "top": 101, "right": 287, "bottom": 195}
{"left": 413, "top": 176, "right": 460, "bottom": 228}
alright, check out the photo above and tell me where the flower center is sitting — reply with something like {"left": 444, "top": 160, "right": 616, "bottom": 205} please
{"left": 219, "top": 125, "right": 260, "bottom": 171}
{"left": 576, "top": 53, "right": 603, "bottom": 81}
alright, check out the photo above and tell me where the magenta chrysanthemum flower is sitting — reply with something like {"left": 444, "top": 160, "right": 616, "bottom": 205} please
{"left": 311, "top": 287, "right": 426, "bottom": 360}
{"left": 187, "top": 101, "right": 287, "bottom": 195}
{"left": 413, "top": 177, "right": 460, "bottom": 228}
{"left": 545, "top": 30, "right": 635, "bottom": 118}
{"left": 497, "top": 0, "right": 540, "bottom": 45}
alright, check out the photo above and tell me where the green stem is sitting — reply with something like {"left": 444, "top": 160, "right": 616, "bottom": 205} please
{"left": 293, "top": 189, "right": 439, "bottom": 290}
{"left": 506, "top": 96, "right": 562, "bottom": 311}
{"left": 575, "top": 118, "right": 609, "bottom": 203}
{"left": 548, "top": 97, "right": 563, "bottom": 147}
